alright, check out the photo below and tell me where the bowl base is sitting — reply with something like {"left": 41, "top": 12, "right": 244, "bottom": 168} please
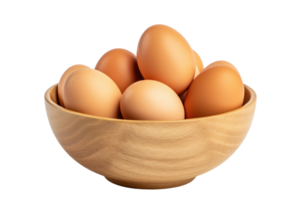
{"left": 105, "top": 177, "right": 195, "bottom": 189}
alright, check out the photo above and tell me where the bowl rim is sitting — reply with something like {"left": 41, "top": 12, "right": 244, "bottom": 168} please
{"left": 45, "top": 83, "right": 256, "bottom": 124}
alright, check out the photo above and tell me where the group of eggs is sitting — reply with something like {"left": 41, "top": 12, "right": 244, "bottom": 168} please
{"left": 58, "top": 25, "right": 245, "bottom": 121}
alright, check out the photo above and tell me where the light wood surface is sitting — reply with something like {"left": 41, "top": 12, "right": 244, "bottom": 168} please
{"left": 45, "top": 84, "right": 256, "bottom": 189}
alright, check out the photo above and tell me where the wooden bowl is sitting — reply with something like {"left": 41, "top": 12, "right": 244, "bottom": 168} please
{"left": 45, "top": 84, "right": 256, "bottom": 189}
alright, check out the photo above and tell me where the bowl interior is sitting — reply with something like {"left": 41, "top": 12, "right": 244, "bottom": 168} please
{"left": 47, "top": 84, "right": 253, "bottom": 122}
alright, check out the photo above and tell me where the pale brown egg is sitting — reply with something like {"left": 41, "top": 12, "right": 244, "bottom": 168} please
{"left": 120, "top": 80, "right": 185, "bottom": 120}
{"left": 64, "top": 68, "right": 122, "bottom": 118}
{"left": 58, "top": 64, "right": 89, "bottom": 107}
{"left": 137, "top": 24, "right": 195, "bottom": 94}
{"left": 95, "top": 48, "right": 143, "bottom": 93}
{"left": 184, "top": 63, "right": 244, "bottom": 118}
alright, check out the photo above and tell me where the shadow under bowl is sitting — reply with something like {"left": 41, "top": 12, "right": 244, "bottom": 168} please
{"left": 45, "top": 84, "right": 256, "bottom": 189}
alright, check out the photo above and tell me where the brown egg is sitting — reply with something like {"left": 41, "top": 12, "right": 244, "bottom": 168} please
{"left": 137, "top": 24, "right": 195, "bottom": 94}
{"left": 64, "top": 68, "right": 122, "bottom": 118}
{"left": 184, "top": 64, "right": 244, "bottom": 118}
{"left": 193, "top": 50, "right": 204, "bottom": 73}
{"left": 58, "top": 64, "right": 89, "bottom": 107}
{"left": 179, "top": 66, "right": 199, "bottom": 103}
{"left": 95, "top": 48, "right": 143, "bottom": 93}
{"left": 120, "top": 80, "right": 185, "bottom": 120}
{"left": 178, "top": 56, "right": 200, "bottom": 103}
{"left": 205, "top": 60, "right": 239, "bottom": 73}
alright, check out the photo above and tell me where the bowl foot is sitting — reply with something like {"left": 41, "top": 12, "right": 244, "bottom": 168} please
{"left": 105, "top": 177, "right": 195, "bottom": 189}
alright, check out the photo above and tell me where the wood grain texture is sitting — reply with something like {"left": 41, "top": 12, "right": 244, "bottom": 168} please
{"left": 45, "top": 84, "right": 256, "bottom": 189}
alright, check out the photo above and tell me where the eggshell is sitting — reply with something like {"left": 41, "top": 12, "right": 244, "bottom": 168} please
{"left": 184, "top": 64, "right": 244, "bottom": 118}
{"left": 205, "top": 60, "right": 239, "bottom": 74}
{"left": 179, "top": 66, "right": 199, "bottom": 103}
{"left": 58, "top": 64, "right": 89, "bottom": 107}
{"left": 120, "top": 80, "right": 185, "bottom": 120}
{"left": 137, "top": 24, "right": 195, "bottom": 94}
{"left": 95, "top": 48, "right": 143, "bottom": 93}
{"left": 64, "top": 68, "right": 122, "bottom": 118}
{"left": 193, "top": 50, "right": 204, "bottom": 73}
{"left": 178, "top": 53, "right": 201, "bottom": 102}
